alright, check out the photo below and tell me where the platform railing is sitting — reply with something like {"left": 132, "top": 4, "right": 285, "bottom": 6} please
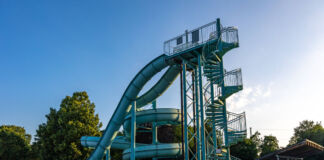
{"left": 221, "top": 26, "right": 239, "bottom": 45}
{"left": 163, "top": 20, "right": 218, "bottom": 55}
{"left": 163, "top": 22, "right": 239, "bottom": 56}
{"left": 227, "top": 112, "right": 246, "bottom": 133}
{"left": 224, "top": 68, "right": 242, "bottom": 87}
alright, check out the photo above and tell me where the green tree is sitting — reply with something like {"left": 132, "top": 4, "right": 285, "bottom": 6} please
{"left": 35, "top": 91, "right": 102, "bottom": 160}
{"left": 288, "top": 120, "right": 324, "bottom": 160}
{"left": 230, "top": 139, "right": 258, "bottom": 160}
{"left": 260, "top": 135, "right": 279, "bottom": 157}
{"left": 288, "top": 120, "right": 324, "bottom": 146}
{"left": 0, "top": 125, "right": 32, "bottom": 160}
{"left": 230, "top": 131, "right": 261, "bottom": 160}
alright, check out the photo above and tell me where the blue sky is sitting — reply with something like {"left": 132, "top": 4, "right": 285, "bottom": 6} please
{"left": 1, "top": 0, "right": 323, "bottom": 146}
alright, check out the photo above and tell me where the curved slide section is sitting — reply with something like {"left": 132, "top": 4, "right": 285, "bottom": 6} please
{"left": 136, "top": 66, "right": 180, "bottom": 108}
{"left": 82, "top": 108, "right": 182, "bottom": 159}
{"left": 81, "top": 136, "right": 148, "bottom": 150}
{"left": 88, "top": 54, "right": 182, "bottom": 159}
{"left": 122, "top": 143, "right": 182, "bottom": 160}
{"left": 89, "top": 54, "right": 171, "bottom": 159}
{"left": 82, "top": 137, "right": 181, "bottom": 160}
{"left": 123, "top": 108, "right": 181, "bottom": 133}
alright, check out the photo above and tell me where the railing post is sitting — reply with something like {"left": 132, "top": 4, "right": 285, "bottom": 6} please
{"left": 185, "top": 30, "right": 189, "bottom": 43}
{"left": 216, "top": 18, "right": 223, "bottom": 50}
{"left": 131, "top": 101, "right": 136, "bottom": 160}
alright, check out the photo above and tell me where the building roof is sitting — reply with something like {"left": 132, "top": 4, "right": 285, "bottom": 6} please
{"left": 259, "top": 139, "right": 324, "bottom": 160}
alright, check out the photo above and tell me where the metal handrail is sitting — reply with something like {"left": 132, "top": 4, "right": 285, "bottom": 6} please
{"left": 224, "top": 68, "right": 242, "bottom": 87}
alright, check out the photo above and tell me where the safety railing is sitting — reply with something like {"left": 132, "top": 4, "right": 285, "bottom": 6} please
{"left": 221, "top": 26, "right": 239, "bottom": 45}
{"left": 227, "top": 111, "right": 246, "bottom": 133}
{"left": 163, "top": 21, "right": 239, "bottom": 56}
{"left": 163, "top": 20, "right": 218, "bottom": 55}
{"left": 224, "top": 68, "right": 242, "bottom": 87}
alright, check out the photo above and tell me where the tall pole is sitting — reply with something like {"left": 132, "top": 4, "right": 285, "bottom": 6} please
{"left": 180, "top": 65, "right": 185, "bottom": 160}
{"left": 152, "top": 101, "right": 158, "bottom": 160}
{"left": 194, "top": 68, "right": 201, "bottom": 160}
{"left": 192, "top": 71, "right": 197, "bottom": 158}
{"left": 131, "top": 101, "right": 136, "bottom": 160}
{"left": 198, "top": 54, "right": 206, "bottom": 159}
{"left": 217, "top": 18, "right": 230, "bottom": 160}
{"left": 182, "top": 62, "right": 189, "bottom": 160}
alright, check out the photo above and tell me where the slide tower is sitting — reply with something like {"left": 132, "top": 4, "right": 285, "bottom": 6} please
{"left": 81, "top": 18, "right": 247, "bottom": 160}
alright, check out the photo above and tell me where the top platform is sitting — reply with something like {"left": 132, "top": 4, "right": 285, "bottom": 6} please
{"left": 163, "top": 19, "right": 239, "bottom": 56}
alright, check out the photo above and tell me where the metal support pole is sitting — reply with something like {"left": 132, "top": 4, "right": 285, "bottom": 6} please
{"left": 194, "top": 68, "right": 201, "bottom": 160}
{"left": 182, "top": 62, "right": 189, "bottom": 160}
{"left": 215, "top": 18, "right": 231, "bottom": 160}
{"left": 198, "top": 54, "right": 206, "bottom": 159}
{"left": 192, "top": 71, "right": 197, "bottom": 158}
{"left": 210, "top": 82, "right": 218, "bottom": 157}
{"left": 105, "top": 148, "right": 110, "bottom": 160}
{"left": 180, "top": 67, "right": 185, "bottom": 160}
{"left": 219, "top": 58, "right": 230, "bottom": 160}
{"left": 152, "top": 100, "right": 158, "bottom": 160}
{"left": 131, "top": 101, "right": 136, "bottom": 160}
{"left": 152, "top": 100, "right": 158, "bottom": 144}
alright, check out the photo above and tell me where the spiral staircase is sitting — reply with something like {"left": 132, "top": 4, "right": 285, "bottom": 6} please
{"left": 202, "top": 25, "right": 247, "bottom": 160}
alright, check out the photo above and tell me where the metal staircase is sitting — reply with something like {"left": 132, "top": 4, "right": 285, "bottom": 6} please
{"left": 201, "top": 21, "right": 246, "bottom": 160}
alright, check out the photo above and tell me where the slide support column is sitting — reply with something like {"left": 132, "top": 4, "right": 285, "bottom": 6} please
{"left": 131, "top": 101, "right": 136, "bottom": 160}
{"left": 198, "top": 54, "right": 206, "bottom": 159}
{"left": 182, "top": 62, "right": 189, "bottom": 160}
{"left": 194, "top": 68, "right": 201, "bottom": 160}
{"left": 152, "top": 100, "right": 158, "bottom": 160}
{"left": 105, "top": 148, "right": 110, "bottom": 160}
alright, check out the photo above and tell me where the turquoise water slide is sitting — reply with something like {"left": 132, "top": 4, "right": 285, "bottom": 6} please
{"left": 87, "top": 54, "right": 181, "bottom": 159}
{"left": 82, "top": 108, "right": 182, "bottom": 159}
{"left": 83, "top": 19, "right": 245, "bottom": 160}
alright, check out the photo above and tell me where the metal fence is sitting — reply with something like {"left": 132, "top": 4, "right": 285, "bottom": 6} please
{"left": 227, "top": 111, "right": 246, "bottom": 132}
{"left": 221, "top": 26, "right": 239, "bottom": 45}
{"left": 163, "top": 20, "right": 239, "bottom": 56}
{"left": 224, "top": 68, "right": 242, "bottom": 87}
{"left": 163, "top": 20, "right": 218, "bottom": 55}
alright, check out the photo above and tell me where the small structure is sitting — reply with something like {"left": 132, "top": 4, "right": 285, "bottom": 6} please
{"left": 259, "top": 139, "right": 324, "bottom": 160}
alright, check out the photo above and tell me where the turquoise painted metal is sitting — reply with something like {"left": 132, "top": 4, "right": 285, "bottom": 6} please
{"left": 130, "top": 101, "right": 136, "bottom": 160}
{"left": 82, "top": 18, "right": 246, "bottom": 160}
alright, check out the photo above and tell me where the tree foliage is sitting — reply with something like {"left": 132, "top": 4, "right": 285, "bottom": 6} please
{"left": 260, "top": 135, "right": 279, "bottom": 157}
{"left": 35, "top": 91, "right": 102, "bottom": 160}
{"left": 230, "top": 139, "right": 258, "bottom": 160}
{"left": 230, "top": 131, "right": 261, "bottom": 160}
{"left": 289, "top": 120, "right": 324, "bottom": 146}
{"left": 288, "top": 120, "right": 324, "bottom": 160}
{"left": 0, "top": 125, "right": 32, "bottom": 160}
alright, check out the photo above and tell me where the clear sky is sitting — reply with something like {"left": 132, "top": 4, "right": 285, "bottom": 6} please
{"left": 1, "top": 0, "right": 323, "bottom": 147}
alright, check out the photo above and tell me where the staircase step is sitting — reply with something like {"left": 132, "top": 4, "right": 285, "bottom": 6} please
{"left": 206, "top": 113, "right": 224, "bottom": 117}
